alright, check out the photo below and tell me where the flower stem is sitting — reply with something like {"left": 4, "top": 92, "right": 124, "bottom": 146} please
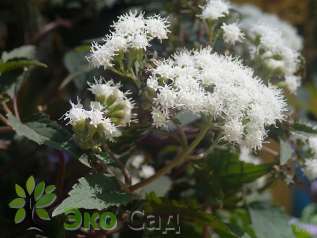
{"left": 129, "top": 123, "right": 212, "bottom": 192}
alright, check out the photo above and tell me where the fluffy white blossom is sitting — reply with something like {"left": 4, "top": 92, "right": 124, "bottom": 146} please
{"left": 140, "top": 165, "right": 155, "bottom": 178}
{"left": 64, "top": 101, "right": 88, "bottom": 126}
{"left": 240, "top": 146, "right": 261, "bottom": 164}
{"left": 87, "top": 11, "right": 169, "bottom": 68}
{"left": 148, "top": 48, "right": 287, "bottom": 149}
{"left": 200, "top": 0, "right": 230, "bottom": 20}
{"left": 309, "top": 136, "right": 317, "bottom": 157}
{"left": 235, "top": 4, "right": 303, "bottom": 91}
{"left": 221, "top": 23, "right": 245, "bottom": 45}
{"left": 88, "top": 78, "right": 134, "bottom": 126}
{"left": 304, "top": 159, "right": 317, "bottom": 181}
{"left": 285, "top": 75, "right": 301, "bottom": 93}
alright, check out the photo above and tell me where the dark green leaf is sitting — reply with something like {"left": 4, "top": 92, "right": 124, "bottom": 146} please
{"left": 7, "top": 113, "right": 80, "bottom": 157}
{"left": 292, "top": 123, "right": 317, "bottom": 134}
{"left": 35, "top": 208, "right": 50, "bottom": 221}
{"left": 34, "top": 181, "right": 45, "bottom": 201}
{"left": 26, "top": 176, "right": 35, "bottom": 195}
{"left": 52, "top": 174, "right": 132, "bottom": 217}
{"left": 15, "top": 184, "right": 26, "bottom": 198}
{"left": 9, "top": 198, "right": 25, "bottom": 208}
{"left": 14, "top": 208, "right": 26, "bottom": 224}
{"left": 35, "top": 193, "right": 57, "bottom": 208}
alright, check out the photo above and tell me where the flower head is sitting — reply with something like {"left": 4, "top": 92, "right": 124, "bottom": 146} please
{"left": 221, "top": 23, "right": 245, "bottom": 45}
{"left": 200, "top": 0, "right": 230, "bottom": 20}
{"left": 148, "top": 48, "right": 287, "bottom": 149}
{"left": 87, "top": 11, "right": 169, "bottom": 69}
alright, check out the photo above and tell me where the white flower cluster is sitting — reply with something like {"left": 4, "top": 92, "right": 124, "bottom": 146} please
{"left": 127, "top": 154, "right": 155, "bottom": 185}
{"left": 200, "top": 0, "right": 230, "bottom": 20}
{"left": 87, "top": 11, "right": 170, "bottom": 69}
{"left": 148, "top": 48, "right": 287, "bottom": 149}
{"left": 64, "top": 78, "right": 134, "bottom": 148}
{"left": 236, "top": 4, "right": 303, "bottom": 93}
{"left": 221, "top": 23, "right": 245, "bottom": 45}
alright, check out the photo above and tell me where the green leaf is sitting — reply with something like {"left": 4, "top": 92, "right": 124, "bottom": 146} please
{"left": 280, "top": 140, "right": 293, "bottom": 165}
{"left": 45, "top": 185, "right": 56, "bottom": 194}
{"left": 0, "top": 59, "right": 47, "bottom": 74}
{"left": 292, "top": 224, "right": 313, "bottom": 238}
{"left": 34, "top": 181, "right": 46, "bottom": 201}
{"left": 35, "top": 208, "right": 50, "bottom": 221}
{"left": 194, "top": 149, "right": 272, "bottom": 196}
{"left": 14, "top": 208, "right": 26, "bottom": 224}
{"left": 35, "top": 193, "right": 57, "bottom": 208}
{"left": 249, "top": 203, "right": 295, "bottom": 238}
{"left": 7, "top": 113, "right": 79, "bottom": 157}
{"left": 9, "top": 198, "right": 25, "bottom": 208}
{"left": 52, "top": 174, "right": 132, "bottom": 217}
{"left": 144, "top": 193, "right": 238, "bottom": 238}
{"left": 292, "top": 122, "right": 317, "bottom": 134}
{"left": 26, "top": 176, "right": 35, "bottom": 195}
{"left": 15, "top": 184, "right": 26, "bottom": 198}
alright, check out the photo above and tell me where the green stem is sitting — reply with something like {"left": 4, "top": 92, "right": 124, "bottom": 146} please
{"left": 129, "top": 123, "right": 212, "bottom": 192}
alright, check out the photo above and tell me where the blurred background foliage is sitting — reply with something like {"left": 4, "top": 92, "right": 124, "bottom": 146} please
{"left": 1, "top": 0, "right": 317, "bottom": 237}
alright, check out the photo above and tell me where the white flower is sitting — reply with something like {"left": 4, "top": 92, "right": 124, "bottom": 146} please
{"left": 200, "top": 0, "right": 230, "bottom": 20}
{"left": 152, "top": 107, "right": 170, "bottom": 128}
{"left": 221, "top": 23, "right": 245, "bottom": 45}
{"left": 285, "top": 75, "right": 301, "bottom": 93}
{"left": 148, "top": 48, "right": 287, "bottom": 149}
{"left": 131, "top": 154, "right": 145, "bottom": 168}
{"left": 309, "top": 136, "right": 317, "bottom": 157}
{"left": 145, "top": 15, "right": 170, "bottom": 40}
{"left": 147, "top": 76, "right": 159, "bottom": 90}
{"left": 100, "top": 117, "right": 122, "bottom": 141}
{"left": 304, "top": 159, "right": 317, "bottom": 181}
{"left": 88, "top": 78, "right": 124, "bottom": 100}
{"left": 240, "top": 146, "right": 261, "bottom": 164}
{"left": 87, "top": 11, "right": 170, "bottom": 69}
{"left": 140, "top": 165, "right": 155, "bottom": 178}
{"left": 64, "top": 101, "right": 88, "bottom": 125}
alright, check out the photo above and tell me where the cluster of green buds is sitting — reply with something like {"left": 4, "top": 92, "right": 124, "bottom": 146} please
{"left": 64, "top": 77, "right": 134, "bottom": 151}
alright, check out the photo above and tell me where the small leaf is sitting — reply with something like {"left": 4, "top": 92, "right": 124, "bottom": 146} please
{"left": 35, "top": 193, "right": 57, "bottom": 208}
{"left": 45, "top": 185, "right": 56, "bottom": 194}
{"left": 280, "top": 140, "right": 293, "bottom": 165}
{"left": 14, "top": 208, "right": 26, "bottom": 224}
{"left": 34, "top": 181, "right": 45, "bottom": 201}
{"left": 15, "top": 184, "right": 26, "bottom": 198}
{"left": 0, "top": 60, "right": 47, "bottom": 74}
{"left": 9, "top": 198, "right": 25, "bottom": 208}
{"left": 35, "top": 208, "right": 50, "bottom": 221}
{"left": 26, "top": 176, "right": 35, "bottom": 195}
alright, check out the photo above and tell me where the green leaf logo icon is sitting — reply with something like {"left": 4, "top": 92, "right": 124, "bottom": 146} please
{"left": 9, "top": 175, "right": 57, "bottom": 224}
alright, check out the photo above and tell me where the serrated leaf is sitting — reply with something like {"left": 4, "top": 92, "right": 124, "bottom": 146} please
{"left": 26, "top": 176, "right": 35, "bottom": 195}
{"left": 45, "top": 185, "right": 56, "bottom": 194}
{"left": 35, "top": 193, "right": 57, "bottom": 208}
{"left": 35, "top": 208, "right": 50, "bottom": 221}
{"left": 34, "top": 181, "right": 45, "bottom": 201}
{"left": 249, "top": 203, "right": 295, "bottom": 238}
{"left": 15, "top": 184, "right": 26, "bottom": 198}
{"left": 7, "top": 113, "right": 79, "bottom": 157}
{"left": 52, "top": 174, "right": 132, "bottom": 217}
{"left": 14, "top": 208, "right": 26, "bottom": 224}
{"left": 9, "top": 198, "right": 25, "bottom": 208}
